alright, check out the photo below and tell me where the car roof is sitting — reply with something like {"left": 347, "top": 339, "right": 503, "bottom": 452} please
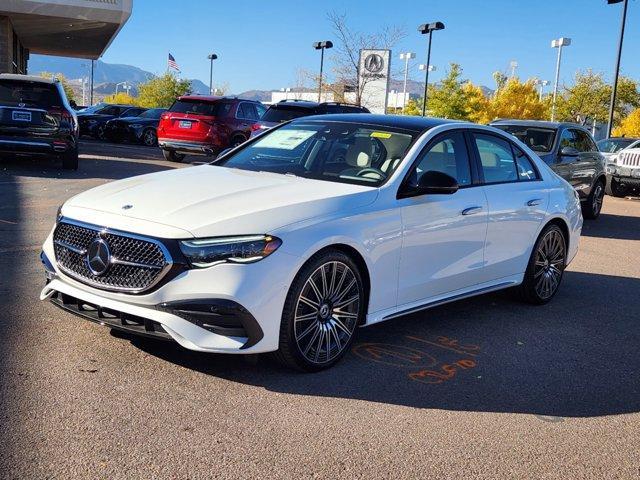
{"left": 177, "top": 95, "right": 257, "bottom": 103}
{"left": 599, "top": 136, "right": 640, "bottom": 142}
{"left": 293, "top": 113, "right": 459, "bottom": 132}
{"left": 0, "top": 73, "right": 58, "bottom": 84}
{"left": 490, "top": 119, "right": 587, "bottom": 130}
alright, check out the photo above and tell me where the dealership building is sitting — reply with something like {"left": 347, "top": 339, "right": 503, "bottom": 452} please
{"left": 0, "top": 0, "right": 131, "bottom": 74}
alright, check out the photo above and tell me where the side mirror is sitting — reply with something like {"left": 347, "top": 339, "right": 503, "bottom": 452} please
{"left": 400, "top": 170, "right": 459, "bottom": 198}
{"left": 560, "top": 146, "right": 580, "bottom": 157}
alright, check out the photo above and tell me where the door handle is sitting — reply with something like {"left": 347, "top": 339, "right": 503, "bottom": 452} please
{"left": 462, "top": 206, "right": 483, "bottom": 215}
{"left": 527, "top": 198, "right": 543, "bottom": 206}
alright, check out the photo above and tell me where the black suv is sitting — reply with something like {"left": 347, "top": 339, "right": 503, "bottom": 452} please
{"left": 491, "top": 120, "right": 606, "bottom": 219}
{"left": 0, "top": 73, "right": 79, "bottom": 169}
{"left": 250, "top": 100, "right": 370, "bottom": 137}
{"left": 77, "top": 103, "right": 147, "bottom": 139}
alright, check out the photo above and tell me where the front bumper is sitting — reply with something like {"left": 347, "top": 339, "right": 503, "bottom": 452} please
{"left": 40, "top": 229, "right": 299, "bottom": 354}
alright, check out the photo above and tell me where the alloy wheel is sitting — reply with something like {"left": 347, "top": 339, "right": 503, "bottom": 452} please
{"left": 294, "top": 261, "right": 360, "bottom": 365}
{"left": 143, "top": 129, "right": 157, "bottom": 146}
{"left": 533, "top": 229, "right": 566, "bottom": 300}
{"left": 592, "top": 184, "right": 604, "bottom": 216}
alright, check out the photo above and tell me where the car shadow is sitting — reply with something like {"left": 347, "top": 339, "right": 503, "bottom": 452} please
{"left": 124, "top": 271, "right": 640, "bottom": 419}
{"left": 582, "top": 212, "right": 640, "bottom": 241}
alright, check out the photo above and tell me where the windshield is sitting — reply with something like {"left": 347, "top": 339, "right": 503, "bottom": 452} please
{"left": 0, "top": 80, "right": 62, "bottom": 108}
{"left": 169, "top": 99, "right": 230, "bottom": 117}
{"left": 261, "top": 106, "right": 311, "bottom": 123}
{"left": 494, "top": 125, "right": 556, "bottom": 153}
{"left": 214, "top": 121, "right": 417, "bottom": 187}
{"left": 137, "top": 108, "right": 166, "bottom": 119}
{"left": 597, "top": 138, "right": 636, "bottom": 153}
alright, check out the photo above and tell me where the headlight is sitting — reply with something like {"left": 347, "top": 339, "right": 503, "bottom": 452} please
{"left": 129, "top": 124, "right": 142, "bottom": 129}
{"left": 87, "top": 119, "right": 97, "bottom": 125}
{"left": 179, "top": 235, "right": 282, "bottom": 268}
{"left": 56, "top": 204, "right": 63, "bottom": 223}
{"left": 633, "top": 169, "right": 640, "bottom": 178}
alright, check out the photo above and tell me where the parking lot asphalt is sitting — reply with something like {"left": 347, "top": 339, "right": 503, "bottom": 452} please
{"left": 1, "top": 140, "right": 639, "bottom": 479}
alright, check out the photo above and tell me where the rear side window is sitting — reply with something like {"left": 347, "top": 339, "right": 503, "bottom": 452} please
{"left": 261, "top": 106, "right": 310, "bottom": 123}
{"left": 473, "top": 133, "right": 519, "bottom": 184}
{"left": 169, "top": 100, "right": 231, "bottom": 116}
{"left": 512, "top": 146, "right": 539, "bottom": 181}
{"left": 0, "top": 80, "right": 62, "bottom": 108}
{"left": 237, "top": 102, "right": 259, "bottom": 120}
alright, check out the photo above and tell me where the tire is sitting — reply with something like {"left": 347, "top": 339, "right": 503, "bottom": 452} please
{"left": 230, "top": 135, "right": 246, "bottom": 148}
{"left": 515, "top": 224, "right": 566, "bottom": 305}
{"left": 162, "top": 149, "right": 185, "bottom": 163}
{"left": 142, "top": 128, "right": 157, "bottom": 147}
{"left": 582, "top": 179, "right": 605, "bottom": 219}
{"left": 275, "top": 249, "right": 366, "bottom": 372}
{"left": 61, "top": 148, "right": 78, "bottom": 170}
{"left": 605, "top": 177, "right": 628, "bottom": 198}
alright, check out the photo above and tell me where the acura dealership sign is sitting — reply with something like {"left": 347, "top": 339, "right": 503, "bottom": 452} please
{"left": 359, "top": 49, "right": 391, "bottom": 114}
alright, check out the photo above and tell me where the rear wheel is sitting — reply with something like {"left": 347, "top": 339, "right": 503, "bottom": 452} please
{"left": 61, "top": 147, "right": 78, "bottom": 170}
{"left": 605, "top": 177, "right": 628, "bottom": 198}
{"left": 142, "top": 128, "right": 157, "bottom": 147}
{"left": 162, "top": 149, "right": 185, "bottom": 163}
{"left": 582, "top": 180, "right": 605, "bottom": 219}
{"left": 275, "top": 249, "right": 365, "bottom": 372}
{"left": 230, "top": 135, "right": 246, "bottom": 148}
{"left": 515, "top": 224, "right": 566, "bottom": 305}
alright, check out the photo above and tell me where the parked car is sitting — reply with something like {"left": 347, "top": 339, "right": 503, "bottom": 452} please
{"left": 597, "top": 137, "right": 640, "bottom": 163}
{"left": 157, "top": 95, "right": 266, "bottom": 162}
{"left": 491, "top": 120, "right": 606, "bottom": 219}
{"left": 605, "top": 144, "right": 640, "bottom": 197}
{"left": 0, "top": 73, "right": 78, "bottom": 169}
{"left": 42, "top": 114, "right": 582, "bottom": 371}
{"left": 77, "top": 104, "right": 147, "bottom": 139}
{"left": 103, "top": 108, "right": 167, "bottom": 146}
{"left": 250, "top": 100, "right": 370, "bottom": 138}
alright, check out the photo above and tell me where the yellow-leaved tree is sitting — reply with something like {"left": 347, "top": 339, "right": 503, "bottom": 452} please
{"left": 612, "top": 108, "right": 640, "bottom": 137}
{"left": 103, "top": 92, "right": 137, "bottom": 105}
{"left": 462, "top": 82, "right": 491, "bottom": 124}
{"left": 486, "top": 78, "right": 549, "bottom": 122}
{"left": 137, "top": 73, "right": 192, "bottom": 108}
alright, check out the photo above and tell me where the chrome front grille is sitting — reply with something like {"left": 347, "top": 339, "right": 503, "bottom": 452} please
{"left": 620, "top": 151, "right": 640, "bottom": 167}
{"left": 53, "top": 219, "right": 171, "bottom": 293}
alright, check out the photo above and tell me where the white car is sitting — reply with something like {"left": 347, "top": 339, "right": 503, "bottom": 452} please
{"left": 40, "top": 114, "right": 582, "bottom": 371}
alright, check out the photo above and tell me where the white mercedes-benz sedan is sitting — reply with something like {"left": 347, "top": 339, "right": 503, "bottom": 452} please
{"left": 40, "top": 114, "right": 582, "bottom": 371}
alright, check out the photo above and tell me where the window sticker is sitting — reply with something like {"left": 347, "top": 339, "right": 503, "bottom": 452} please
{"left": 255, "top": 129, "right": 316, "bottom": 150}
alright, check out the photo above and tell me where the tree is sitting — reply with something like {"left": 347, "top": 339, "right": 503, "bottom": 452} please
{"left": 486, "top": 78, "right": 550, "bottom": 122}
{"left": 103, "top": 92, "right": 137, "bottom": 105}
{"left": 39, "top": 71, "right": 75, "bottom": 103}
{"left": 555, "top": 70, "right": 640, "bottom": 126}
{"left": 137, "top": 73, "right": 191, "bottom": 108}
{"left": 427, "top": 63, "right": 470, "bottom": 120}
{"left": 612, "top": 108, "right": 640, "bottom": 137}
{"left": 492, "top": 71, "right": 508, "bottom": 92}
{"left": 462, "top": 82, "right": 491, "bottom": 124}
{"left": 326, "top": 11, "right": 405, "bottom": 105}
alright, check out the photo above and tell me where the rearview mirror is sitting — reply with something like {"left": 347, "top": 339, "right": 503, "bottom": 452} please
{"left": 560, "top": 146, "right": 580, "bottom": 157}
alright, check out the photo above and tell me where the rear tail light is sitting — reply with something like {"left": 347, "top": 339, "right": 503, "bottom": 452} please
{"left": 251, "top": 123, "right": 267, "bottom": 131}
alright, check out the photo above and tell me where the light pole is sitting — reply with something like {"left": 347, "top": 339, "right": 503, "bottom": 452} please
{"left": 399, "top": 52, "right": 415, "bottom": 111}
{"left": 418, "top": 21, "right": 445, "bottom": 116}
{"left": 510, "top": 60, "right": 518, "bottom": 78}
{"left": 606, "top": 0, "right": 629, "bottom": 137}
{"left": 90, "top": 59, "right": 94, "bottom": 106}
{"left": 207, "top": 54, "right": 218, "bottom": 95}
{"left": 313, "top": 41, "right": 333, "bottom": 102}
{"left": 550, "top": 37, "right": 571, "bottom": 121}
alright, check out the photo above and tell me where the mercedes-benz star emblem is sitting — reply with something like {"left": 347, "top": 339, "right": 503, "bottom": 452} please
{"left": 86, "top": 238, "right": 111, "bottom": 276}
{"left": 364, "top": 53, "right": 384, "bottom": 73}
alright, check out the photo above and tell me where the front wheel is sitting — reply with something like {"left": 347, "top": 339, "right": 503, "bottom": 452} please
{"left": 515, "top": 224, "right": 566, "bottom": 305}
{"left": 275, "top": 250, "right": 366, "bottom": 372}
{"left": 606, "top": 177, "right": 628, "bottom": 198}
{"left": 230, "top": 135, "right": 246, "bottom": 148}
{"left": 162, "top": 149, "right": 185, "bottom": 163}
{"left": 582, "top": 180, "right": 604, "bottom": 219}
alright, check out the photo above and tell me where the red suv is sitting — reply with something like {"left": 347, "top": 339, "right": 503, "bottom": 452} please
{"left": 157, "top": 95, "right": 266, "bottom": 162}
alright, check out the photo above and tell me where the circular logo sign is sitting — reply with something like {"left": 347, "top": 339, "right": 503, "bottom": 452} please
{"left": 364, "top": 54, "right": 385, "bottom": 74}
{"left": 86, "top": 238, "right": 111, "bottom": 276}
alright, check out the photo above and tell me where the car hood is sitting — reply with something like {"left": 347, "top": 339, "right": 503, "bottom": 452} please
{"left": 63, "top": 165, "right": 378, "bottom": 238}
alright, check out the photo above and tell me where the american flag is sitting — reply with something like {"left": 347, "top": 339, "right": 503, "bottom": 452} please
{"left": 167, "top": 53, "right": 180, "bottom": 72}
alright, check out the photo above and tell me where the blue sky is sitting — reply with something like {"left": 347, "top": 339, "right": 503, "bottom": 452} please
{"left": 101, "top": 0, "right": 640, "bottom": 93}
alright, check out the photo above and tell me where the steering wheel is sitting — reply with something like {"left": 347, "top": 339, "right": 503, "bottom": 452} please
{"left": 355, "top": 167, "right": 386, "bottom": 179}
